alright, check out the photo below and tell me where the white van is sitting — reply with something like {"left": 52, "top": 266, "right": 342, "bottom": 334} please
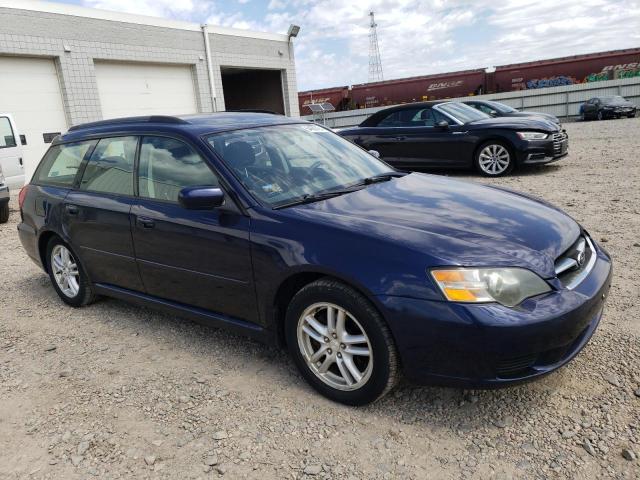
{"left": 0, "top": 114, "right": 25, "bottom": 188}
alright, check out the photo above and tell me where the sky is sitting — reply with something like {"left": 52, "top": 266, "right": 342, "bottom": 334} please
{"left": 52, "top": 0, "right": 640, "bottom": 91}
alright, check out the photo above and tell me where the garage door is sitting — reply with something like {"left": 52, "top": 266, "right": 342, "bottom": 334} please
{"left": 0, "top": 56, "right": 68, "bottom": 184}
{"left": 95, "top": 62, "right": 198, "bottom": 119}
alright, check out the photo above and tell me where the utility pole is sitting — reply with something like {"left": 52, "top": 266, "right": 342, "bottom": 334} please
{"left": 368, "top": 11, "right": 383, "bottom": 83}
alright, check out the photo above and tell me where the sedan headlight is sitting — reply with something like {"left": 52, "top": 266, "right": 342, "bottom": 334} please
{"left": 516, "top": 131, "right": 548, "bottom": 140}
{"left": 430, "top": 267, "right": 551, "bottom": 307}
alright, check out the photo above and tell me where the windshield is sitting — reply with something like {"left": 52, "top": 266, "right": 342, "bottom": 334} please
{"left": 437, "top": 102, "right": 489, "bottom": 123}
{"left": 207, "top": 124, "right": 394, "bottom": 208}
{"left": 600, "top": 96, "right": 626, "bottom": 104}
{"left": 488, "top": 101, "right": 517, "bottom": 113}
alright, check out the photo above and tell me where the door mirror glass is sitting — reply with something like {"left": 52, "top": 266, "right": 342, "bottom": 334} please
{"left": 436, "top": 120, "right": 449, "bottom": 129}
{"left": 489, "top": 110, "right": 498, "bottom": 117}
{"left": 368, "top": 149, "right": 381, "bottom": 158}
{"left": 178, "top": 186, "right": 225, "bottom": 210}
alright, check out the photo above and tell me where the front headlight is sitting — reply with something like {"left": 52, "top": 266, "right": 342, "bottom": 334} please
{"left": 516, "top": 131, "right": 548, "bottom": 140}
{"left": 430, "top": 267, "right": 551, "bottom": 307}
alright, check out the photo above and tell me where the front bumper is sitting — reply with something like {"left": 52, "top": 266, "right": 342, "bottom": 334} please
{"left": 377, "top": 244, "right": 612, "bottom": 387}
{"left": 518, "top": 132, "right": 569, "bottom": 165}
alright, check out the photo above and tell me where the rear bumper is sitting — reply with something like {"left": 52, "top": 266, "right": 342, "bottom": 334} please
{"left": 376, "top": 245, "right": 612, "bottom": 387}
{"left": 18, "top": 221, "right": 43, "bottom": 269}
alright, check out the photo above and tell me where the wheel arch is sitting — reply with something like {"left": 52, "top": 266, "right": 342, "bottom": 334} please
{"left": 38, "top": 230, "right": 61, "bottom": 273}
{"left": 270, "top": 269, "right": 390, "bottom": 349}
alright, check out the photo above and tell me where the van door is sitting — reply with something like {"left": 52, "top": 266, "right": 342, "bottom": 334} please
{"left": 0, "top": 114, "right": 25, "bottom": 187}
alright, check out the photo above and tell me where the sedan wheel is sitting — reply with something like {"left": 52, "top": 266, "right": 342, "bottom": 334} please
{"left": 597, "top": 110, "right": 604, "bottom": 121}
{"left": 476, "top": 143, "right": 512, "bottom": 176}
{"left": 297, "top": 302, "right": 373, "bottom": 391}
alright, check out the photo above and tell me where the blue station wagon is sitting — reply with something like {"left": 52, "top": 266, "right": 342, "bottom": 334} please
{"left": 17, "top": 113, "right": 612, "bottom": 405}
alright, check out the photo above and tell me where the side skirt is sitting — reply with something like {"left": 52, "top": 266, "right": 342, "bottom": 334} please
{"left": 93, "top": 283, "right": 268, "bottom": 343}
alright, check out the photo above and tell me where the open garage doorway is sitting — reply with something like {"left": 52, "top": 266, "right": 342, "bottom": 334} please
{"left": 221, "top": 68, "right": 285, "bottom": 115}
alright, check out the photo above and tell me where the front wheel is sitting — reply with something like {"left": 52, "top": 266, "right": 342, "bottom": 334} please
{"left": 285, "top": 279, "right": 399, "bottom": 406}
{"left": 597, "top": 110, "right": 604, "bottom": 121}
{"left": 474, "top": 141, "right": 514, "bottom": 177}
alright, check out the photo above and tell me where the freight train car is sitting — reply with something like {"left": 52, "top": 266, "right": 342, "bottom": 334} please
{"left": 298, "top": 47, "right": 640, "bottom": 113}
{"left": 349, "top": 68, "right": 486, "bottom": 109}
{"left": 492, "top": 47, "right": 640, "bottom": 92}
{"left": 298, "top": 86, "right": 350, "bottom": 114}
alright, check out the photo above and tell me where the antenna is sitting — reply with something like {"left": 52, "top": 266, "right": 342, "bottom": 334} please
{"left": 368, "top": 11, "right": 383, "bottom": 83}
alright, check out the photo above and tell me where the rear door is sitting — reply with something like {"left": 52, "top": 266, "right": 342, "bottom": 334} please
{"left": 130, "top": 135, "right": 258, "bottom": 323}
{"left": 0, "top": 115, "right": 24, "bottom": 187}
{"left": 64, "top": 136, "right": 144, "bottom": 291}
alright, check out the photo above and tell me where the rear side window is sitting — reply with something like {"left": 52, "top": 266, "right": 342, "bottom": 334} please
{"left": 0, "top": 117, "right": 16, "bottom": 148}
{"left": 34, "top": 141, "right": 94, "bottom": 187}
{"left": 138, "top": 136, "right": 219, "bottom": 203}
{"left": 79, "top": 136, "right": 137, "bottom": 196}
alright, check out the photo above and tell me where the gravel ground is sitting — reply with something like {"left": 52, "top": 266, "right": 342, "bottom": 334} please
{"left": 1, "top": 117, "right": 639, "bottom": 480}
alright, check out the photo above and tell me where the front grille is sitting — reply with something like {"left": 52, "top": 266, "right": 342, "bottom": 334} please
{"left": 551, "top": 131, "right": 568, "bottom": 154}
{"left": 554, "top": 234, "right": 596, "bottom": 289}
{"left": 496, "top": 353, "right": 538, "bottom": 378}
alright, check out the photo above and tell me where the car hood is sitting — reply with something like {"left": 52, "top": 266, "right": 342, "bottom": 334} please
{"left": 468, "top": 116, "right": 560, "bottom": 131}
{"left": 603, "top": 101, "right": 635, "bottom": 108}
{"left": 507, "top": 111, "right": 559, "bottom": 122}
{"left": 291, "top": 173, "right": 579, "bottom": 278}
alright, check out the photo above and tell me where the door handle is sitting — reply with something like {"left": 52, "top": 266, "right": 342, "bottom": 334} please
{"left": 65, "top": 204, "right": 79, "bottom": 215}
{"left": 137, "top": 217, "right": 155, "bottom": 229}
{"left": 394, "top": 136, "right": 407, "bottom": 141}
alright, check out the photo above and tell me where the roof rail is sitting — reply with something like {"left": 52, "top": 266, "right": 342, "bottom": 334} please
{"left": 68, "top": 115, "right": 188, "bottom": 132}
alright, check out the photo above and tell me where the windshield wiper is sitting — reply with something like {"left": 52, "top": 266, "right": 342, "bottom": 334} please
{"left": 359, "top": 171, "right": 408, "bottom": 185}
{"left": 273, "top": 187, "right": 362, "bottom": 209}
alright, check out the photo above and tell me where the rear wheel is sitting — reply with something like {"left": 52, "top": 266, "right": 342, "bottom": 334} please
{"left": 474, "top": 141, "right": 514, "bottom": 177}
{"left": 285, "top": 279, "right": 399, "bottom": 406}
{"left": 46, "top": 237, "right": 95, "bottom": 307}
{"left": 0, "top": 202, "right": 8, "bottom": 223}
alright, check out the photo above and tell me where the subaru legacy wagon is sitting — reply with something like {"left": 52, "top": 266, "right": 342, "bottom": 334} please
{"left": 18, "top": 113, "right": 612, "bottom": 405}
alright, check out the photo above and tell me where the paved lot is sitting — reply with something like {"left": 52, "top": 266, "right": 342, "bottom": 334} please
{"left": 1, "top": 117, "right": 639, "bottom": 479}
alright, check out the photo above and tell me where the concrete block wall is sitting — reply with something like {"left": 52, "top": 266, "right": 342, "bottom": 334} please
{"left": 0, "top": 4, "right": 299, "bottom": 127}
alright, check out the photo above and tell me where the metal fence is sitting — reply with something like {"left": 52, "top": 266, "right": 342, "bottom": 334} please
{"left": 301, "top": 76, "right": 640, "bottom": 128}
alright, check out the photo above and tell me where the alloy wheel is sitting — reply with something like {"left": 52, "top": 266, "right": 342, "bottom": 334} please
{"left": 297, "top": 302, "right": 373, "bottom": 391}
{"left": 51, "top": 244, "right": 80, "bottom": 298}
{"left": 478, "top": 144, "right": 510, "bottom": 175}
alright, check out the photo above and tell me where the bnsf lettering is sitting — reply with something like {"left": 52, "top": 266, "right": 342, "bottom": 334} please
{"left": 601, "top": 62, "right": 639, "bottom": 72}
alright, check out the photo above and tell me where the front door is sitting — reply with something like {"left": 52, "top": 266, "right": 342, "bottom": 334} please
{"left": 64, "top": 136, "right": 144, "bottom": 291}
{"left": 130, "top": 136, "right": 258, "bottom": 323}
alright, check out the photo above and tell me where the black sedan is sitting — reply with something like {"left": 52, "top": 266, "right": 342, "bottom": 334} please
{"left": 579, "top": 96, "right": 637, "bottom": 121}
{"left": 464, "top": 99, "right": 560, "bottom": 125}
{"left": 339, "top": 101, "right": 568, "bottom": 176}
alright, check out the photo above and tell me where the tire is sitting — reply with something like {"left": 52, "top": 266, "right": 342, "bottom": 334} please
{"left": 45, "top": 236, "right": 95, "bottom": 307}
{"left": 580, "top": 111, "right": 586, "bottom": 121}
{"left": 628, "top": 114, "right": 635, "bottom": 119}
{"left": 474, "top": 141, "right": 514, "bottom": 177}
{"left": 0, "top": 202, "right": 8, "bottom": 223}
{"left": 597, "top": 110, "right": 604, "bottom": 121}
{"left": 285, "top": 278, "right": 399, "bottom": 406}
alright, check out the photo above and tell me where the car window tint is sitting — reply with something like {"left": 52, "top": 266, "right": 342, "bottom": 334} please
{"left": 33, "top": 141, "right": 93, "bottom": 187}
{"left": 378, "top": 108, "right": 429, "bottom": 127}
{"left": 476, "top": 104, "right": 495, "bottom": 114}
{"left": 138, "top": 136, "right": 219, "bottom": 203}
{"left": 79, "top": 136, "right": 137, "bottom": 196}
{"left": 0, "top": 117, "right": 16, "bottom": 148}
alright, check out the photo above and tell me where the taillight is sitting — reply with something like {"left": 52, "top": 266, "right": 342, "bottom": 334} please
{"left": 18, "top": 185, "right": 28, "bottom": 210}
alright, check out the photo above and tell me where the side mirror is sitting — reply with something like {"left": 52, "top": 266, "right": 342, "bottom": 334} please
{"left": 368, "top": 149, "right": 381, "bottom": 159}
{"left": 489, "top": 110, "right": 498, "bottom": 117}
{"left": 178, "top": 186, "right": 225, "bottom": 210}
{"left": 436, "top": 120, "right": 449, "bottom": 129}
